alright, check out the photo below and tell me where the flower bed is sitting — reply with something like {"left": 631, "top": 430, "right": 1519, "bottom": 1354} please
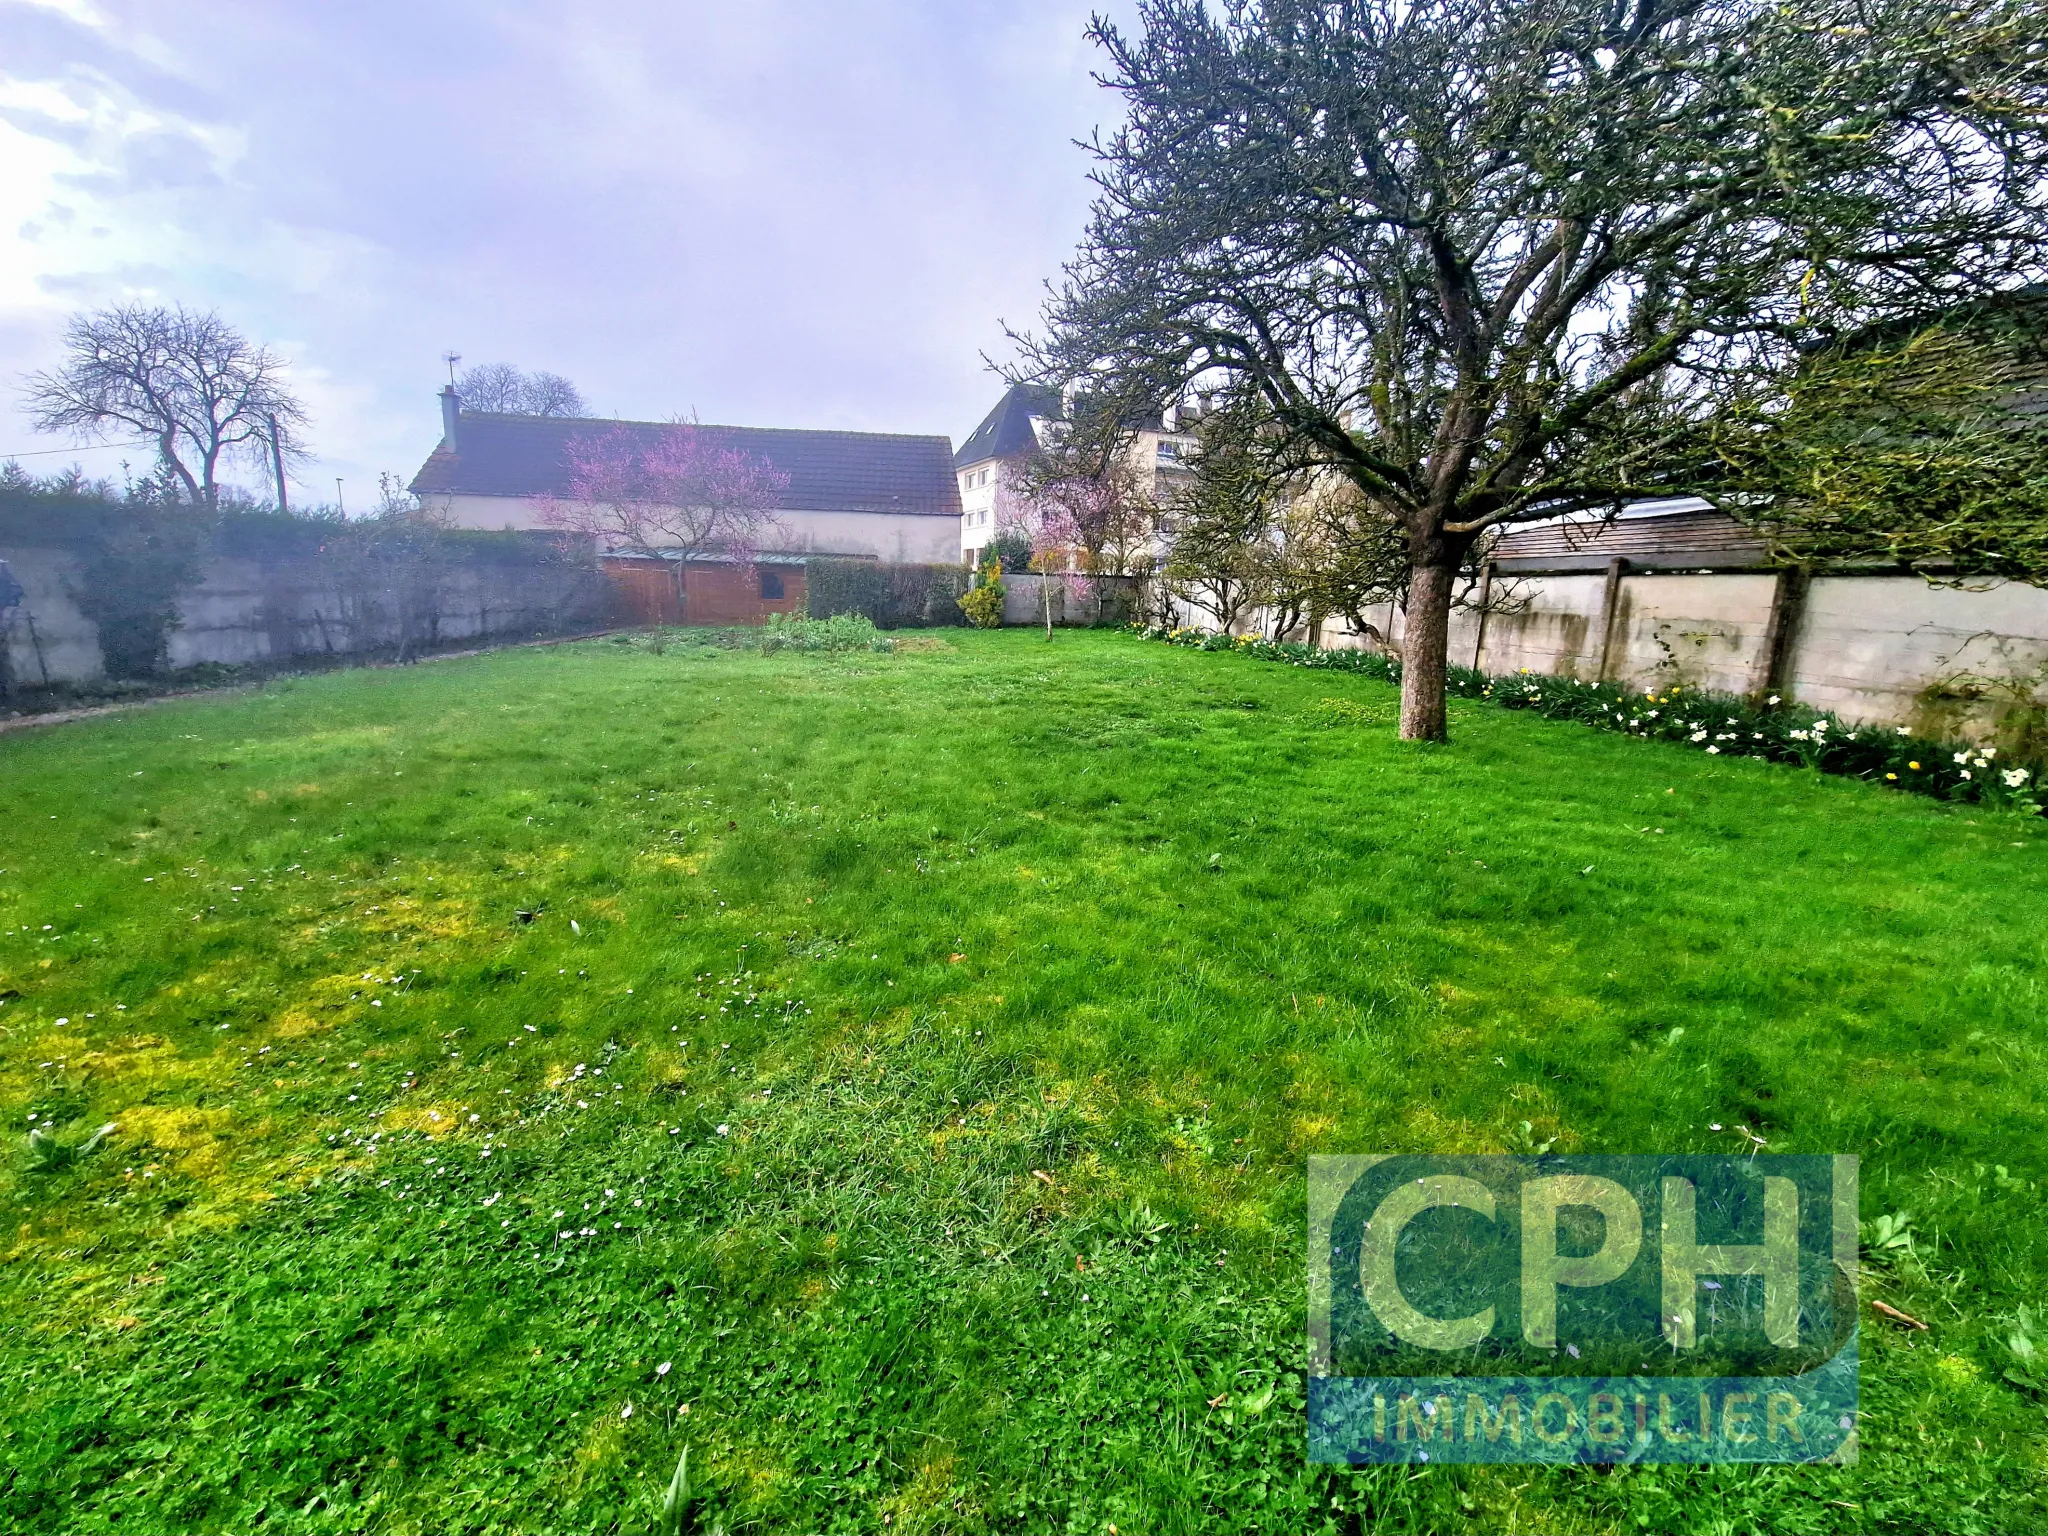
{"left": 1130, "top": 624, "right": 2043, "bottom": 815}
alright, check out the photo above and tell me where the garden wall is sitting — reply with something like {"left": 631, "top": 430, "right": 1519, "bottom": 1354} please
{"left": 1001, "top": 574, "right": 1143, "bottom": 628}
{"left": 1161, "top": 562, "right": 2048, "bottom": 741}
{"left": 1382, "top": 572, "right": 2048, "bottom": 741}
{"left": 1, "top": 537, "right": 614, "bottom": 689}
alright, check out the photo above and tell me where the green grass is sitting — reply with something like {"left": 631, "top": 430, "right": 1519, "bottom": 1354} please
{"left": 1, "top": 628, "right": 2044, "bottom": 1535}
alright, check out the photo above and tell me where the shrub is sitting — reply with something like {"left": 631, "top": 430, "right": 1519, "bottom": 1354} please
{"left": 756, "top": 612, "right": 894, "bottom": 653}
{"left": 958, "top": 582, "right": 1005, "bottom": 629}
{"left": 987, "top": 528, "right": 1034, "bottom": 574}
{"left": 804, "top": 559, "right": 885, "bottom": 624}
{"left": 805, "top": 560, "right": 969, "bottom": 628}
{"left": 959, "top": 553, "right": 1006, "bottom": 628}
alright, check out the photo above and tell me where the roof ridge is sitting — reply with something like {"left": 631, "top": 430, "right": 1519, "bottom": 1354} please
{"left": 460, "top": 411, "right": 950, "bottom": 444}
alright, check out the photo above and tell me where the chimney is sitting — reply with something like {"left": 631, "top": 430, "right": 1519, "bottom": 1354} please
{"left": 439, "top": 385, "right": 461, "bottom": 449}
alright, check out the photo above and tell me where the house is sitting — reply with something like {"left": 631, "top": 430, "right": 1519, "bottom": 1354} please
{"left": 408, "top": 389, "right": 962, "bottom": 623}
{"left": 952, "top": 382, "right": 1199, "bottom": 567}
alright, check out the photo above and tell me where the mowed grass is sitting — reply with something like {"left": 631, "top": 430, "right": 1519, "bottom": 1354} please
{"left": 1, "top": 629, "right": 2045, "bottom": 1535}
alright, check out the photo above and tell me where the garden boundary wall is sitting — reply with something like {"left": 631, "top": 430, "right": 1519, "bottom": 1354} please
{"left": 2, "top": 537, "right": 614, "bottom": 689}
{"left": 1221, "top": 568, "right": 2048, "bottom": 744}
{"left": 1001, "top": 574, "right": 1143, "bottom": 628}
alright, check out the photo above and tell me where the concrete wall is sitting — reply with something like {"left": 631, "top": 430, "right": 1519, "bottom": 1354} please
{"left": 2, "top": 541, "right": 613, "bottom": 689}
{"left": 1461, "top": 572, "right": 1782, "bottom": 695}
{"left": 1299, "top": 569, "right": 2048, "bottom": 742}
{"left": 1156, "top": 558, "right": 2048, "bottom": 742}
{"left": 1787, "top": 577, "right": 2048, "bottom": 736}
{"left": 426, "top": 493, "right": 959, "bottom": 565}
{"left": 1, "top": 545, "right": 103, "bottom": 686}
{"left": 1000, "top": 574, "right": 1142, "bottom": 627}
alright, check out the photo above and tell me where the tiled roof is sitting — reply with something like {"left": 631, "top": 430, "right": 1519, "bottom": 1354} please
{"left": 411, "top": 413, "right": 963, "bottom": 518}
{"left": 954, "top": 384, "right": 1061, "bottom": 468}
{"left": 1490, "top": 502, "right": 1769, "bottom": 569}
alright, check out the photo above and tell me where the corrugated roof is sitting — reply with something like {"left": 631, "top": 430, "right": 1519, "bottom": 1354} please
{"left": 1490, "top": 505, "right": 1768, "bottom": 566}
{"left": 410, "top": 413, "right": 963, "bottom": 518}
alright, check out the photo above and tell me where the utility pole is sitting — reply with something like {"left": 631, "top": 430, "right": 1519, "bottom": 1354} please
{"left": 267, "top": 413, "right": 289, "bottom": 514}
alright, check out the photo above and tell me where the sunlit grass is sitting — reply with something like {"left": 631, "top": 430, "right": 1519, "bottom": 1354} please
{"left": 1, "top": 629, "right": 2044, "bottom": 1533}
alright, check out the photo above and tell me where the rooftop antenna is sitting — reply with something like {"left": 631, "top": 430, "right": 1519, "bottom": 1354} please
{"left": 443, "top": 351, "right": 462, "bottom": 386}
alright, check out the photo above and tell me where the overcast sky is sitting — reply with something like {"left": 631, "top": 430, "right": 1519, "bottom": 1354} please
{"left": 0, "top": 0, "right": 1134, "bottom": 507}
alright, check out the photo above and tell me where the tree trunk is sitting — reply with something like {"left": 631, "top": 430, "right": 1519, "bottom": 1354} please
{"left": 1399, "top": 557, "right": 1457, "bottom": 742}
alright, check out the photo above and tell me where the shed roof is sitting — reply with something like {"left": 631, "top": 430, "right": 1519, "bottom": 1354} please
{"left": 1489, "top": 502, "right": 1771, "bottom": 571}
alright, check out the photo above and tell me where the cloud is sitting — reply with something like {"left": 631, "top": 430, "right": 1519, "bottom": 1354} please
{"left": 0, "top": 0, "right": 1131, "bottom": 498}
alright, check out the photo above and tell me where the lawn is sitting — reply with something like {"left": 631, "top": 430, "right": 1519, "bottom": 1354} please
{"left": 2, "top": 628, "right": 2044, "bottom": 1535}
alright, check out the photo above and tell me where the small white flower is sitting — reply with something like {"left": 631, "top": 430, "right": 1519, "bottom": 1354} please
{"left": 1960, "top": 770, "right": 1972, "bottom": 780}
{"left": 1955, "top": 752, "right": 1971, "bottom": 764}
{"left": 620, "top": 1402, "right": 631, "bottom": 1419}
{"left": 657, "top": 1361, "right": 672, "bottom": 1376}
{"left": 1767, "top": 695, "right": 1780, "bottom": 706}
{"left": 716, "top": 1124, "right": 730, "bottom": 1136}
{"left": 1896, "top": 727, "right": 1910, "bottom": 736}
{"left": 2002, "top": 768, "right": 2030, "bottom": 788}
{"left": 1705, "top": 746, "right": 1721, "bottom": 755}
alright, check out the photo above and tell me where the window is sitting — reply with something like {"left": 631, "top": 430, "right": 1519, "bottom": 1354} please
{"left": 760, "top": 569, "right": 785, "bottom": 600}
{"left": 1156, "top": 440, "right": 1182, "bottom": 461}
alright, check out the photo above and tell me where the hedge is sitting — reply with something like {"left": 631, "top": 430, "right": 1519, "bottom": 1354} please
{"left": 805, "top": 559, "right": 968, "bottom": 628}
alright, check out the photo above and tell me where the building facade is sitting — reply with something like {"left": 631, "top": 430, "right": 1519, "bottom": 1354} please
{"left": 410, "top": 390, "right": 963, "bottom": 578}
{"left": 952, "top": 383, "right": 1199, "bottom": 568}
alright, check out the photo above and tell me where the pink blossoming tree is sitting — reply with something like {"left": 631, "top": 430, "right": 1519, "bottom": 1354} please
{"left": 539, "top": 426, "right": 788, "bottom": 623}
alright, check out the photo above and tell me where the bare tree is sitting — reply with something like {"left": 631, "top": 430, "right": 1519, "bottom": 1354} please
{"left": 455, "top": 362, "right": 587, "bottom": 417}
{"left": 1021, "top": 0, "right": 2048, "bottom": 739}
{"left": 23, "top": 304, "right": 309, "bottom": 510}
{"left": 538, "top": 427, "right": 787, "bottom": 622}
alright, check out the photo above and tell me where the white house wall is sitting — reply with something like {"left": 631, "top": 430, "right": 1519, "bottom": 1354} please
{"left": 426, "top": 494, "right": 957, "bottom": 564}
